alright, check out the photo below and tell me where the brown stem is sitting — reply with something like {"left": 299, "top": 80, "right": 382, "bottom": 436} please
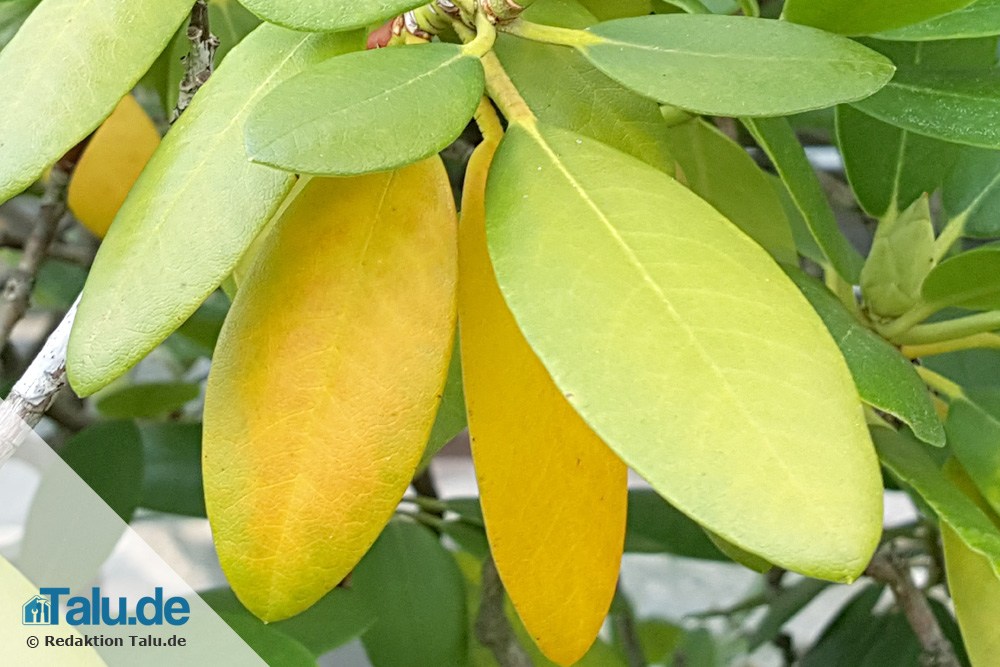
{"left": 866, "top": 550, "right": 960, "bottom": 667}
{"left": 172, "top": 0, "right": 219, "bottom": 122}
{"left": 476, "top": 557, "right": 533, "bottom": 667}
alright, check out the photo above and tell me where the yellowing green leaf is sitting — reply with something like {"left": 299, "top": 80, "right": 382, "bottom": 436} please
{"left": 203, "top": 157, "right": 457, "bottom": 621}
{"left": 67, "top": 94, "right": 160, "bottom": 239}
{"left": 68, "top": 25, "right": 362, "bottom": 397}
{"left": 245, "top": 44, "right": 484, "bottom": 176}
{"left": 460, "top": 128, "right": 627, "bottom": 666}
{"left": 0, "top": 0, "right": 190, "bottom": 205}
{"left": 240, "top": 0, "right": 423, "bottom": 32}
{"left": 783, "top": 0, "right": 977, "bottom": 35}
{"left": 486, "top": 120, "right": 882, "bottom": 582}
{"left": 941, "top": 460, "right": 1000, "bottom": 667}
{"left": 860, "top": 195, "right": 936, "bottom": 318}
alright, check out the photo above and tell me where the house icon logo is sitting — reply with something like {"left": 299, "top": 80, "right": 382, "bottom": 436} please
{"left": 23, "top": 595, "right": 53, "bottom": 625}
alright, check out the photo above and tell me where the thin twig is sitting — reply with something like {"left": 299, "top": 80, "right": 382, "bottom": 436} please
{"left": 172, "top": 0, "right": 219, "bottom": 122}
{"left": 475, "top": 557, "right": 533, "bottom": 667}
{"left": 0, "top": 143, "right": 87, "bottom": 354}
{"left": 865, "top": 549, "right": 960, "bottom": 667}
{"left": 613, "top": 584, "right": 647, "bottom": 667}
{"left": 0, "top": 229, "right": 95, "bottom": 267}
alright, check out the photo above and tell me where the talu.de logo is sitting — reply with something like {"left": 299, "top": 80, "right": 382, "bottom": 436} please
{"left": 23, "top": 587, "right": 190, "bottom": 626}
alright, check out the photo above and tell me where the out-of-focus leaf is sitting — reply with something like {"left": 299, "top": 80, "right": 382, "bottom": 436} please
{"left": 747, "top": 578, "right": 831, "bottom": 650}
{"left": 96, "top": 382, "right": 200, "bottom": 420}
{"left": 353, "top": 518, "right": 467, "bottom": 667}
{"left": 198, "top": 589, "right": 315, "bottom": 666}
{"left": 783, "top": 0, "right": 977, "bottom": 35}
{"left": 878, "top": 0, "right": 1000, "bottom": 40}
{"left": 946, "top": 392, "right": 1000, "bottom": 516}
{"left": 0, "top": 0, "right": 40, "bottom": 50}
{"left": 625, "top": 490, "right": 727, "bottom": 560}
{"left": 57, "top": 421, "right": 144, "bottom": 523}
{"left": 0, "top": 0, "right": 190, "bottom": 204}
{"left": 140, "top": 422, "right": 205, "bottom": 517}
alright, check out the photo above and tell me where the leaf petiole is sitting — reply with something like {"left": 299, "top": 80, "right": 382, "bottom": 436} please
{"left": 915, "top": 366, "right": 964, "bottom": 401}
{"left": 499, "top": 19, "right": 603, "bottom": 48}
{"left": 896, "top": 311, "right": 1000, "bottom": 346}
{"left": 902, "top": 332, "right": 1000, "bottom": 359}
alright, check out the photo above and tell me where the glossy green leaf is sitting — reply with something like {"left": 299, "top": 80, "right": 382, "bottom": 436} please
{"left": 860, "top": 195, "right": 935, "bottom": 318}
{"left": 580, "top": 15, "right": 894, "bottom": 116}
{"left": 246, "top": 43, "right": 484, "bottom": 176}
{"left": 494, "top": 2, "right": 675, "bottom": 173}
{"left": 852, "top": 71, "right": 1000, "bottom": 149}
{"left": 140, "top": 422, "right": 205, "bottom": 517}
{"left": 240, "top": 0, "right": 423, "bottom": 32}
{"left": 417, "top": 337, "right": 466, "bottom": 470}
{"left": 664, "top": 119, "right": 796, "bottom": 262}
{"left": 625, "top": 490, "right": 727, "bottom": 559}
{"left": 746, "top": 117, "right": 865, "bottom": 282}
{"left": 352, "top": 518, "right": 467, "bottom": 667}
{"left": 837, "top": 105, "right": 959, "bottom": 218}
{"left": 783, "top": 0, "right": 977, "bottom": 35}
{"left": 922, "top": 242, "right": 1000, "bottom": 310}
{"left": 68, "top": 25, "right": 362, "bottom": 397}
{"left": 943, "top": 146, "right": 1000, "bottom": 238}
{"left": 785, "top": 268, "right": 944, "bottom": 446}
{"left": 95, "top": 382, "right": 200, "bottom": 419}
{"left": 59, "top": 421, "right": 144, "bottom": 522}
{"left": 200, "top": 586, "right": 375, "bottom": 658}
{"left": 872, "top": 426, "right": 1000, "bottom": 575}
{"left": 878, "top": 0, "right": 1000, "bottom": 40}
{"left": 487, "top": 121, "right": 882, "bottom": 582}
{"left": 946, "top": 392, "right": 1000, "bottom": 517}
{"left": 0, "top": 0, "right": 191, "bottom": 205}
{"left": 0, "top": 0, "right": 39, "bottom": 50}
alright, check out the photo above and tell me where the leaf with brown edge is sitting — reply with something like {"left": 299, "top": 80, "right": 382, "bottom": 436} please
{"left": 203, "top": 157, "right": 457, "bottom": 621}
{"left": 459, "top": 118, "right": 627, "bottom": 666}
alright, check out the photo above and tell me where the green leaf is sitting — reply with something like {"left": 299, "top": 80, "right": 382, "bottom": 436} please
{"left": 494, "top": 2, "right": 675, "bottom": 173}
{"left": 487, "top": 121, "right": 882, "bottom": 582}
{"left": 922, "top": 242, "right": 1000, "bottom": 310}
{"left": 860, "top": 195, "right": 936, "bottom": 318}
{"left": 747, "top": 579, "right": 831, "bottom": 650}
{"left": 95, "top": 382, "right": 200, "bottom": 419}
{"left": 200, "top": 586, "right": 375, "bottom": 658}
{"left": 140, "top": 422, "right": 205, "bottom": 517}
{"left": 418, "top": 337, "right": 466, "bottom": 470}
{"left": 800, "top": 586, "right": 887, "bottom": 666}
{"left": 872, "top": 426, "right": 1000, "bottom": 575}
{"left": 245, "top": 43, "right": 484, "bottom": 176}
{"left": 240, "top": 0, "right": 423, "bottom": 32}
{"left": 925, "top": 348, "right": 1000, "bottom": 391}
{"left": 946, "top": 392, "right": 1000, "bottom": 517}
{"left": 852, "top": 71, "right": 1000, "bottom": 149}
{"left": 783, "top": 0, "right": 977, "bottom": 35}
{"left": 786, "top": 269, "right": 945, "bottom": 446}
{"left": 59, "top": 421, "right": 144, "bottom": 522}
{"left": 878, "top": 0, "right": 1000, "bottom": 41}
{"left": 664, "top": 119, "right": 796, "bottom": 263}
{"left": 837, "top": 105, "right": 959, "bottom": 218}
{"left": 0, "top": 0, "right": 191, "bottom": 204}
{"left": 625, "top": 490, "right": 728, "bottom": 559}
{"left": 352, "top": 518, "right": 467, "bottom": 667}
{"left": 0, "top": 0, "right": 39, "bottom": 50}
{"left": 197, "top": 589, "right": 315, "bottom": 666}
{"left": 580, "top": 0, "right": 651, "bottom": 19}
{"left": 580, "top": 15, "right": 895, "bottom": 116}
{"left": 943, "top": 146, "right": 1000, "bottom": 238}
{"left": 745, "top": 117, "right": 866, "bottom": 282}
{"left": 67, "top": 25, "right": 362, "bottom": 397}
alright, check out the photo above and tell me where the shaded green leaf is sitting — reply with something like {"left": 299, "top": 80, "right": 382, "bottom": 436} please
{"left": 852, "top": 71, "right": 1000, "bottom": 149}
{"left": 0, "top": 0, "right": 39, "bottom": 50}
{"left": 580, "top": 0, "right": 651, "bottom": 19}
{"left": 878, "top": 0, "right": 1000, "bottom": 41}
{"left": 664, "top": 118, "right": 796, "bottom": 262}
{"left": 581, "top": 15, "right": 894, "bottom": 116}
{"left": 198, "top": 589, "right": 318, "bottom": 665}
{"left": 924, "top": 348, "right": 1000, "bottom": 390}
{"left": 353, "top": 517, "right": 467, "bottom": 667}
{"left": 59, "top": 421, "right": 144, "bottom": 522}
{"left": 96, "top": 382, "right": 199, "bottom": 419}
{"left": 783, "top": 0, "right": 977, "bottom": 35}
{"left": 487, "top": 120, "right": 882, "bottom": 582}
{"left": 494, "top": 1, "right": 676, "bottom": 173}
{"left": 787, "top": 268, "right": 944, "bottom": 446}
{"left": 943, "top": 146, "right": 1000, "bottom": 238}
{"left": 747, "top": 578, "right": 831, "bottom": 650}
{"left": 872, "top": 426, "right": 1000, "bottom": 575}
{"left": 418, "top": 337, "right": 466, "bottom": 470}
{"left": 140, "top": 422, "right": 205, "bottom": 517}
{"left": 0, "top": 0, "right": 191, "bottom": 204}
{"left": 746, "top": 116, "right": 865, "bottom": 281}
{"left": 240, "top": 0, "right": 423, "bottom": 32}
{"left": 837, "top": 105, "right": 959, "bottom": 218}
{"left": 922, "top": 242, "right": 1000, "bottom": 310}
{"left": 68, "top": 25, "right": 362, "bottom": 396}
{"left": 946, "top": 392, "right": 1000, "bottom": 517}
{"left": 625, "top": 489, "right": 728, "bottom": 559}
{"left": 246, "top": 43, "right": 484, "bottom": 176}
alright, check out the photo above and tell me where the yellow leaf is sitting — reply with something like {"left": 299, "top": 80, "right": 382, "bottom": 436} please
{"left": 67, "top": 94, "right": 159, "bottom": 238}
{"left": 942, "top": 460, "right": 1000, "bottom": 667}
{"left": 203, "top": 157, "right": 457, "bottom": 621}
{"left": 459, "top": 109, "right": 627, "bottom": 666}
